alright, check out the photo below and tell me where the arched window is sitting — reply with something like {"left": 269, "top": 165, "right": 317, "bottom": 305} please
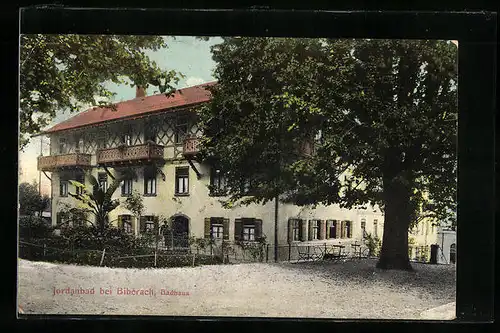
{"left": 450, "top": 243, "right": 456, "bottom": 264}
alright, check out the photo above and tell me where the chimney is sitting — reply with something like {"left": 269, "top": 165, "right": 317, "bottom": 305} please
{"left": 136, "top": 86, "right": 146, "bottom": 98}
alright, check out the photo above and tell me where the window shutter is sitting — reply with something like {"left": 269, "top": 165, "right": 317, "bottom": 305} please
{"left": 308, "top": 220, "right": 313, "bottom": 241}
{"left": 223, "top": 218, "right": 230, "bottom": 240}
{"left": 348, "top": 221, "right": 352, "bottom": 238}
{"left": 234, "top": 218, "right": 242, "bottom": 241}
{"left": 335, "top": 220, "right": 341, "bottom": 238}
{"left": 300, "top": 219, "right": 307, "bottom": 242}
{"left": 288, "top": 219, "right": 293, "bottom": 243}
{"left": 319, "top": 220, "right": 326, "bottom": 240}
{"left": 204, "top": 218, "right": 211, "bottom": 238}
{"left": 255, "top": 219, "right": 263, "bottom": 239}
{"left": 117, "top": 215, "right": 123, "bottom": 230}
{"left": 326, "top": 220, "right": 331, "bottom": 238}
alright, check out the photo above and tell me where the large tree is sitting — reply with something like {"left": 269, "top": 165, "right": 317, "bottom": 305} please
{"left": 198, "top": 38, "right": 457, "bottom": 270}
{"left": 20, "top": 34, "right": 182, "bottom": 149}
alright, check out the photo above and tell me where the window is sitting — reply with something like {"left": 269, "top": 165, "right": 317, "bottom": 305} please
{"left": 59, "top": 179, "right": 68, "bottom": 197}
{"left": 120, "top": 215, "right": 133, "bottom": 234}
{"left": 59, "top": 138, "right": 67, "bottom": 154}
{"left": 97, "top": 134, "right": 107, "bottom": 149}
{"left": 210, "top": 167, "right": 228, "bottom": 196}
{"left": 144, "top": 124, "right": 156, "bottom": 143}
{"left": 175, "top": 117, "right": 188, "bottom": 144}
{"left": 122, "top": 133, "right": 132, "bottom": 146}
{"left": 374, "top": 220, "right": 378, "bottom": 238}
{"left": 121, "top": 179, "right": 133, "bottom": 196}
{"left": 144, "top": 167, "right": 156, "bottom": 195}
{"left": 211, "top": 218, "right": 224, "bottom": 239}
{"left": 243, "top": 225, "right": 255, "bottom": 241}
{"left": 98, "top": 172, "right": 108, "bottom": 192}
{"left": 205, "top": 217, "right": 229, "bottom": 240}
{"left": 75, "top": 172, "right": 85, "bottom": 195}
{"left": 235, "top": 218, "right": 262, "bottom": 242}
{"left": 327, "top": 220, "right": 337, "bottom": 239}
{"left": 75, "top": 136, "right": 84, "bottom": 153}
{"left": 361, "top": 219, "right": 367, "bottom": 238}
{"left": 343, "top": 221, "right": 352, "bottom": 238}
{"left": 175, "top": 167, "right": 189, "bottom": 195}
{"left": 289, "top": 219, "right": 302, "bottom": 242}
{"left": 142, "top": 216, "right": 156, "bottom": 233}
{"left": 310, "top": 220, "right": 320, "bottom": 240}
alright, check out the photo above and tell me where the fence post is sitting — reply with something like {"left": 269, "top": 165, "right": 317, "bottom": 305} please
{"left": 100, "top": 248, "right": 106, "bottom": 266}
{"left": 154, "top": 250, "right": 157, "bottom": 268}
{"left": 221, "top": 242, "right": 225, "bottom": 263}
{"left": 192, "top": 253, "right": 196, "bottom": 267}
{"left": 43, "top": 243, "right": 46, "bottom": 257}
{"left": 288, "top": 243, "right": 291, "bottom": 261}
{"left": 266, "top": 244, "right": 269, "bottom": 262}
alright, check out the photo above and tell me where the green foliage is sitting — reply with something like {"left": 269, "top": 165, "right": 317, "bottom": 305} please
{"left": 236, "top": 235, "right": 267, "bottom": 261}
{"left": 365, "top": 233, "right": 382, "bottom": 257}
{"left": 19, "top": 181, "right": 50, "bottom": 216}
{"left": 124, "top": 190, "right": 145, "bottom": 218}
{"left": 20, "top": 35, "right": 183, "bottom": 149}
{"left": 18, "top": 216, "right": 53, "bottom": 239}
{"left": 199, "top": 37, "right": 457, "bottom": 269}
{"left": 189, "top": 236, "right": 215, "bottom": 252}
{"left": 68, "top": 171, "right": 134, "bottom": 232}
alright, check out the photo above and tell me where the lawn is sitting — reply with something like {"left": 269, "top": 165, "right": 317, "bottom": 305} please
{"left": 17, "top": 258, "right": 456, "bottom": 319}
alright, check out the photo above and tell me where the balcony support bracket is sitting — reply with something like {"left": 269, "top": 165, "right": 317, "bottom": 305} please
{"left": 154, "top": 164, "right": 166, "bottom": 181}
{"left": 42, "top": 171, "right": 52, "bottom": 181}
{"left": 103, "top": 166, "right": 116, "bottom": 180}
{"left": 187, "top": 159, "right": 202, "bottom": 179}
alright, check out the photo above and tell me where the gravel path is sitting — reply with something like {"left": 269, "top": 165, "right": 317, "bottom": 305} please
{"left": 17, "top": 259, "right": 456, "bottom": 319}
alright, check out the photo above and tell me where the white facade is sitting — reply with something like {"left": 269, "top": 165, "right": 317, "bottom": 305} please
{"left": 44, "top": 101, "right": 445, "bottom": 261}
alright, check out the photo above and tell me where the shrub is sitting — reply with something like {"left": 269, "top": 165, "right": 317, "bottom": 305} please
{"left": 19, "top": 216, "right": 53, "bottom": 239}
{"left": 365, "top": 233, "right": 382, "bottom": 257}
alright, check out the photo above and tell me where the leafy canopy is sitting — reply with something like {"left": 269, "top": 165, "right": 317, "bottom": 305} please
{"left": 198, "top": 37, "right": 457, "bottom": 226}
{"left": 18, "top": 181, "right": 50, "bottom": 216}
{"left": 20, "top": 34, "right": 182, "bottom": 149}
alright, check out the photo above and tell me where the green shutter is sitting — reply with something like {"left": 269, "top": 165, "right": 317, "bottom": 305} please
{"left": 308, "top": 220, "right": 313, "bottom": 241}
{"left": 234, "top": 218, "right": 242, "bottom": 241}
{"left": 300, "top": 219, "right": 307, "bottom": 242}
{"left": 319, "top": 220, "right": 326, "bottom": 240}
{"left": 140, "top": 217, "right": 146, "bottom": 233}
{"left": 223, "top": 218, "right": 230, "bottom": 240}
{"left": 204, "top": 218, "right": 211, "bottom": 238}
{"left": 255, "top": 219, "right": 262, "bottom": 239}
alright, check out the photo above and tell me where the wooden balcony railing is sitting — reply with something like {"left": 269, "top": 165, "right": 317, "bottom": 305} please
{"left": 183, "top": 137, "right": 200, "bottom": 157}
{"left": 37, "top": 153, "right": 92, "bottom": 172}
{"left": 96, "top": 142, "right": 164, "bottom": 166}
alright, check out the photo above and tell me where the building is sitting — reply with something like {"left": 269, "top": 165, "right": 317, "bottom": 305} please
{"left": 36, "top": 83, "right": 441, "bottom": 261}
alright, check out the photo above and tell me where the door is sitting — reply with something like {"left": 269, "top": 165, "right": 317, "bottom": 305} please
{"left": 430, "top": 244, "right": 438, "bottom": 264}
{"left": 172, "top": 215, "right": 189, "bottom": 248}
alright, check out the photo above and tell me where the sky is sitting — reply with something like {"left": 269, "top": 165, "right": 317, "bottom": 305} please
{"left": 19, "top": 36, "right": 223, "bottom": 195}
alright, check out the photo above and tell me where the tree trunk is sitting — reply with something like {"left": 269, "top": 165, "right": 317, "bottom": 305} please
{"left": 376, "top": 172, "right": 413, "bottom": 271}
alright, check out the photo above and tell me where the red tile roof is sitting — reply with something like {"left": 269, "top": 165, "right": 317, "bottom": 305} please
{"left": 43, "top": 81, "right": 216, "bottom": 134}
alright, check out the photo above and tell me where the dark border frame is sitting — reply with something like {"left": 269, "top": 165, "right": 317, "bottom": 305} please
{"left": 13, "top": 6, "right": 496, "bottom": 330}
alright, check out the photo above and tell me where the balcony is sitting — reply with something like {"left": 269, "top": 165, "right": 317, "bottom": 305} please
{"left": 96, "top": 142, "right": 164, "bottom": 166}
{"left": 37, "top": 153, "right": 92, "bottom": 172}
{"left": 183, "top": 137, "right": 200, "bottom": 157}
